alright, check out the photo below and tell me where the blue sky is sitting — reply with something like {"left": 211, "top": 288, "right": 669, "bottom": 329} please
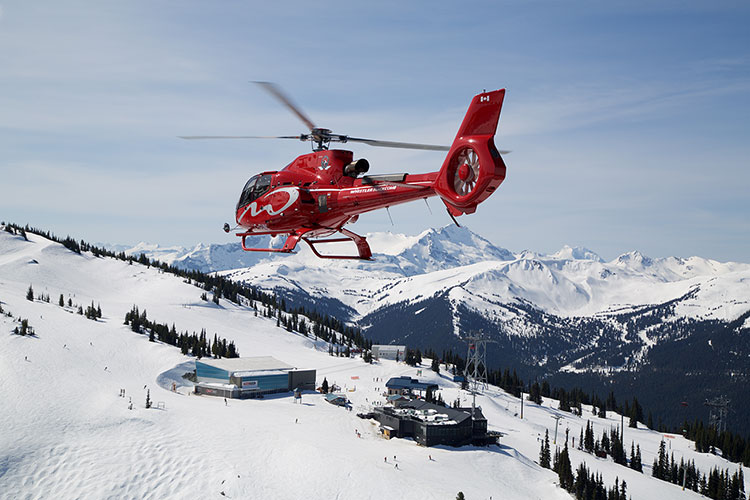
{"left": 1, "top": 1, "right": 748, "bottom": 261}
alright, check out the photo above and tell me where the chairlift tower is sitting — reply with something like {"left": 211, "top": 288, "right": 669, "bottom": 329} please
{"left": 704, "top": 396, "right": 730, "bottom": 433}
{"left": 462, "top": 332, "right": 495, "bottom": 414}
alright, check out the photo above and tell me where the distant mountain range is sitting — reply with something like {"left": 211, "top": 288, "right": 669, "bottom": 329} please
{"left": 117, "top": 225, "right": 750, "bottom": 432}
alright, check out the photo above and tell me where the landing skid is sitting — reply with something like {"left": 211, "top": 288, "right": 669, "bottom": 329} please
{"left": 236, "top": 227, "right": 373, "bottom": 260}
{"left": 301, "top": 227, "right": 372, "bottom": 260}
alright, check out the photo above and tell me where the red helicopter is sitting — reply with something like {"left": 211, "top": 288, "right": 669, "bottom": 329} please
{"left": 182, "top": 83, "right": 508, "bottom": 260}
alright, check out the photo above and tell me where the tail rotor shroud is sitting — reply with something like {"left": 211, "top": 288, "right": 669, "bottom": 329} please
{"left": 433, "top": 89, "right": 507, "bottom": 215}
{"left": 452, "top": 147, "right": 481, "bottom": 197}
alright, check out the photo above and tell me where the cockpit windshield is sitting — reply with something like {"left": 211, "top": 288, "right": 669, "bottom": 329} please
{"left": 237, "top": 174, "right": 272, "bottom": 211}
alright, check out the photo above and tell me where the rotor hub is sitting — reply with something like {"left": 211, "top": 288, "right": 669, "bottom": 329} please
{"left": 458, "top": 163, "right": 473, "bottom": 182}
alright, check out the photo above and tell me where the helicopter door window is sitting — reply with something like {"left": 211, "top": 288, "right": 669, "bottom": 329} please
{"left": 252, "top": 175, "right": 272, "bottom": 202}
{"left": 318, "top": 195, "right": 328, "bottom": 213}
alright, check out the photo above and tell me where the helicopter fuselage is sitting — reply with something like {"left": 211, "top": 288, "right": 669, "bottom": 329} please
{"left": 235, "top": 149, "right": 437, "bottom": 238}
{"left": 221, "top": 88, "right": 507, "bottom": 259}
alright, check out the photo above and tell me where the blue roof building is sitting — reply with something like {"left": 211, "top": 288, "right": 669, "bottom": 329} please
{"left": 194, "top": 356, "right": 316, "bottom": 399}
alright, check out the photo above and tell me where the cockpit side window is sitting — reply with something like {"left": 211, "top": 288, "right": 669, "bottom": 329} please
{"left": 237, "top": 174, "right": 273, "bottom": 211}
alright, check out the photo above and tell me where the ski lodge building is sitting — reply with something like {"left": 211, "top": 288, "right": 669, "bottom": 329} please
{"left": 372, "top": 400, "right": 492, "bottom": 447}
{"left": 193, "top": 356, "right": 316, "bottom": 399}
{"left": 371, "top": 345, "right": 406, "bottom": 361}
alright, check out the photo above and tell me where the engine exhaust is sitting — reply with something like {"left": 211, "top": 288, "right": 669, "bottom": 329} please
{"left": 344, "top": 158, "right": 370, "bottom": 177}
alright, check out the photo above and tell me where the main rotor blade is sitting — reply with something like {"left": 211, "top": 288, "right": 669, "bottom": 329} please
{"left": 345, "top": 137, "right": 512, "bottom": 154}
{"left": 253, "top": 81, "right": 316, "bottom": 132}
{"left": 179, "top": 135, "right": 302, "bottom": 140}
{"left": 345, "top": 137, "right": 450, "bottom": 151}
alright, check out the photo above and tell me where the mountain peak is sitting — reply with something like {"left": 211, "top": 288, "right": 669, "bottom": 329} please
{"left": 615, "top": 250, "right": 653, "bottom": 267}
{"left": 550, "top": 245, "right": 603, "bottom": 262}
{"left": 389, "top": 225, "right": 515, "bottom": 275}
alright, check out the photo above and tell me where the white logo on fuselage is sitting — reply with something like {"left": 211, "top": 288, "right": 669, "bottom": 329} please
{"left": 239, "top": 187, "right": 299, "bottom": 221}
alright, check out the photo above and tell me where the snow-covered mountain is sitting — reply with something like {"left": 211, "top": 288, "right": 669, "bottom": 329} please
{"left": 212, "top": 224, "right": 749, "bottom": 322}
{"left": 2, "top": 227, "right": 747, "bottom": 499}
{"left": 113, "top": 225, "right": 517, "bottom": 276}
{"left": 106, "top": 236, "right": 275, "bottom": 273}
{"left": 123, "top": 225, "right": 749, "bottom": 323}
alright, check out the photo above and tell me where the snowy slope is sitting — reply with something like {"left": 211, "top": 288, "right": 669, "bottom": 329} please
{"left": 2, "top": 230, "right": 747, "bottom": 499}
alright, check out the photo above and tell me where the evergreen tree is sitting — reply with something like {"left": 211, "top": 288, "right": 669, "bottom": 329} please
{"left": 554, "top": 444, "right": 574, "bottom": 491}
{"left": 58, "top": 294, "right": 65, "bottom": 307}
{"left": 584, "top": 421, "right": 595, "bottom": 452}
{"left": 609, "top": 427, "right": 627, "bottom": 466}
{"left": 600, "top": 429, "right": 610, "bottom": 454}
{"left": 431, "top": 357, "right": 440, "bottom": 374}
{"left": 145, "top": 389, "right": 151, "bottom": 409}
{"left": 630, "top": 444, "right": 643, "bottom": 472}
{"left": 540, "top": 429, "right": 551, "bottom": 469}
{"left": 456, "top": 493, "right": 465, "bottom": 500}
{"left": 26, "top": 284, "right": 34, "bottom": 301}
{"left": 19, "top": 319, "right": 31, "bottom": 336}
{"left": 629, "top": 397, "right": 643, "bottom": 428}
{"left": 529, "top": 381, "right": 542, "bottom": 405}
{"left": 321, "top": 377, "right": 329, "bottom": 393}
{"left": 559, "top": 390, "right": 571, "bottom": 412}
{"left": 579, "top": 427, "right": 584, "bottom": 450}
{"left": 404, "top": 349, "right": 417, "bottom": 366}
{"left": 541, "top": 380, "right": 551, "bottom": 398}
{"left": 653, "top": 439, "right": 668, "bottom": 480}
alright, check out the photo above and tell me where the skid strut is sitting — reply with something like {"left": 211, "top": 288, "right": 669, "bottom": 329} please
{"left": 236, "top": 227, "right": 372, "bottom": 260}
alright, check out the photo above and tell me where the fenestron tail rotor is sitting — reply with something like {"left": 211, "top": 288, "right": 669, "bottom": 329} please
{"left": 452, "top": 147, "right": 480, "bottom": 196}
